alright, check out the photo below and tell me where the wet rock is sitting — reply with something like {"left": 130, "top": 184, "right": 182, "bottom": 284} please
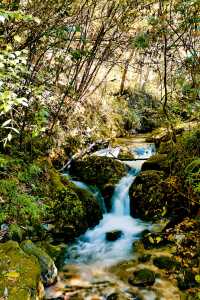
{"left": 177, "top": 269, "right": 198, "bottom": 290}
{"left": 21, "top": 240, "right": 57, "bottom": 286}
{"left": 137, "top": 115, "right": 157, "bottom": 133}
{"left": 141, "top": 154, "right": 169, "bottom": 173}
{"left": 128, "top": 268, "right": 156, "bottom": 287}
{"left": 107, "top": 293, "right": 119, "bottom": 300}
{"left": 138, "top": 254, "right": 152, "bottom": 263}
{"left": 72, "top": 184, "right": 103, "bottom": 228}
{"left": 129, "top": 170, "right": 165, "bottom": 221}
{"left": 106, "top": 230, "right": 123, "bottom": 241}
{"left": 153, "top": 256, "right": 180, "bottom": 270}
{"left": 0, "top": 241, "right": 42, "bottom": 300}
{"left": 69, "top": 156, "right": 128, "bottom": 212}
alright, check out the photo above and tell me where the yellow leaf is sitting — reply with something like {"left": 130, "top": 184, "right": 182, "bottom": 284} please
{"left": 5, "top": 271, "right": 20, "bottom": 279}
{"left": 14, "top": 35, "right": 22, "bottom": 43}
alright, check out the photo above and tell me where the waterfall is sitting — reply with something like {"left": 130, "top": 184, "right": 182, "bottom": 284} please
{"left": 111, "top": 170, "right": 136, "bottom": 216}
{"left": 64, "top": 143, "right": 155, "bottom": 267}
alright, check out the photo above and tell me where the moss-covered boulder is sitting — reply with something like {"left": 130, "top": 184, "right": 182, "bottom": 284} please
{"left": 72, "top": 184, "right": 103, "bottom": 228}
{"left": 69, "top": 156, "right": 127, "bottom": 211}
{"left": 129, "top": 170, "right": 165, "bottom": 220}
{"left": 128, "top": 268, "right": 156, "bottom": 287}
{"left": 0, "top": 241, "right": 43, "bottom": 300}
{"left": 21, "top": 240, "right": 57, "bottom": 286}
{"left": 141, "top": 154, "right": 170, "bottom": 173}
{"left": 70, "top": 156, "right": 127, "bottom": 187}
{"left": 129, "top": 169, "right": 189, "bottom": 222}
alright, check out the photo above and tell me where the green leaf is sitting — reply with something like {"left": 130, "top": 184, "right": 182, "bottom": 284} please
{"left": 195, "top": 275, "right": 200, "bottom": 283}
{"left": 2, "top": 119, "right": 11, "bottom": 127}
{"left": 148, "top": 236, "right": 154, "bottom": 244}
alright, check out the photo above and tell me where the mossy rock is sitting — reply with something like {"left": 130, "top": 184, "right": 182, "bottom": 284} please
{"left": 159, "top": 140, "right": 174, "bottom": 154}
{"left": 21, "top": 240, "right": 57, "bottom": 286}
{"left": 129, "top": 170, "right": 165, "bottom": 220}
{"left": 141, "top": 154, "right": 170, "bottom": 173}
{"left": 72, "top": 184, "right": 102, "bottom": 228}
{"left": 69, "top": 156, "right": 127, "bottom": 212}
{"left": 69, "top": 156, "right": 127, "bottom": 189}
{"left": 118, "top": 149, "right": 135, "bottom": 160}
{"left": 129, "top": 169, "right": 188, "bottom": 222}
{"left": 128, "top": 268, "right": 156, "bottom": 287}
{"left": 177, "top": 269, "right": 199, "bottom": 290}
{"left": 34, "top": 159, "right": 102, "bottom": 238}
{"left": 153, "top": 256, "right": 180, "bottom": 270}
{"left": 0, "top": 241, "right": 42, "bottom": 300}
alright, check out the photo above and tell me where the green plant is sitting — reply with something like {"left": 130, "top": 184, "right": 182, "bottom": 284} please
{"left": 18, "top": 163, "right": 42, "bottom": 183}
{"left": 185, "top": 159, "right": 200, "bottom": 195}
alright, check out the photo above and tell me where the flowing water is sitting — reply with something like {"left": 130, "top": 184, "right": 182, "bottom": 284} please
{"left": 45, "top": 140, "right": 181, "bottom": 300}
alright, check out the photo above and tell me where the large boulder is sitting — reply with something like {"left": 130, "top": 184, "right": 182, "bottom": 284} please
{"left": 0, "top": 241, "right": 43, "bottom": 300}
{"left": 70, "top": 156, "right": 127, "bottom": 211}
{"left": 130, "top": 169, "right": 189, "bottom": 222}
{"left": 35, "top": 162, "right": 103, "bottom": 239}
{"left": 49, "top": 182, "right": 102, "bottom": 238}
{"left": 71, "top": 184, "right": 103, "bottom": 228}
{"left": 141, "top": 154, "right": 170, "bottom": 173}
{"left": 21, "top": 240, "right": 57, "bottom": 286}
{"left": 129, "top": 170, "right": 165, "bottom": 221}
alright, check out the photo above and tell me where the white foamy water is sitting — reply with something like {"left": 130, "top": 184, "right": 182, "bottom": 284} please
{"left": 64, "top": 144, "right": 155, "bottom": 267}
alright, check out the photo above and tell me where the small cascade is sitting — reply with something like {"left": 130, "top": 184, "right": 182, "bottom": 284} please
{"left": 111, "top": 170, "right": 136, "bottom": 216}
{"left": 45, "top": 142, "right": 159, "bottom": 300}
{"left": 63, "top": 143, "right": 155, "bottom": 267}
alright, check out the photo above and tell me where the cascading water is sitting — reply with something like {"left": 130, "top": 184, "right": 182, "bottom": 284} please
{"left": 64, "top": 143, "right": 155, "bottom": 267}
{"left": 45, "top": 142, "right": 181, "bottom": 300}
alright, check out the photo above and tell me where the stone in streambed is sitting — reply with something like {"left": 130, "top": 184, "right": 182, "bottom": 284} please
{"left": 106, "top": 230, "right": 123, "bottom": 241}
{"left": 128, "top": 268, "right": 156, "bottom": 287}
{"left": 153, "top": 255, "right": 180, "bottom": 270}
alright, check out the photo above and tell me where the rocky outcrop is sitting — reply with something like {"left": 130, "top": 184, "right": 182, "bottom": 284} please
{"left": 21, "top": 240, "right": 57, "bottom": 286}
{"left": 129, "top": 170, "right": 165, "bottom": 221}
{"left": 0, "top": 241, "right": 43, "bottom": 300}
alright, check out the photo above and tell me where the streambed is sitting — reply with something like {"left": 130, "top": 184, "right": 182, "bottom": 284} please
{"left": 45, "top": 138, "right": 181, "bottom": 300}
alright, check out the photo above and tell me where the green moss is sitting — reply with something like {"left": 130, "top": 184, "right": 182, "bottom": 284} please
{"left": 129, "top": 170, "right": 165, "bottom": 220}
{"left": 72, "top": 184, "right": 102, "bottom": 228}
{"left": 0, "top": 241, "right": 41, "bottom": 300}
{"left": 17, "top": 163, "right": 42, "bottom": 183}
{"left": 0, "top": 154, "right": 23, "bottom": 174}
{"left": 21, "top": 240, "right": 57, "bottom": 286}
{"left": 70, "top": 155, "right": 127, "bottom": 191}
{"left": 8, "top": 224, "right": 24, "bottom": 242}
{"left": 128, "top": 268, "right": 156, "bottom": 287}
{"left": 141, "top": 153, "right": 170, "bottom": 173}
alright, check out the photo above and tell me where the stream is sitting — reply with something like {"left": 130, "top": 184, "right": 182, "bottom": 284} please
{"left": 45, "top": 138, "right": 181, "bottom": 300}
